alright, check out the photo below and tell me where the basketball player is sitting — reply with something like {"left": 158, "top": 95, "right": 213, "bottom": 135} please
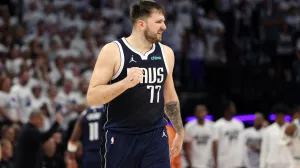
{"left": 284, "top": 107, "right": 300, "bottom": 168}
{"left": 184, "top": 105, "right": 215, "bottom": 168}
{"left": 87, "top": 1, "right": 184, "bottom": 168}
{"left": 260, "top": 104, "right": 293, "bottom": 168}
{"left": 213, "top": 100, "right": 245, "bottom": 168}
{"left": 67, "top": 106, "right": 104, "bottom": 168}
{"left": 241, "top": 112, "right": 264, "bottom": 168}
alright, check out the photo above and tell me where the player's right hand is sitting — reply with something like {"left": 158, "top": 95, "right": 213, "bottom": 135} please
{"left": 123, "top": 67, "right": 143, "bottom": 88}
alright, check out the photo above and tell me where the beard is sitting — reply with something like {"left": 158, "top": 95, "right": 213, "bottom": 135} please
{"left": 144, "top": 28, "right": 162, "bottom": 43}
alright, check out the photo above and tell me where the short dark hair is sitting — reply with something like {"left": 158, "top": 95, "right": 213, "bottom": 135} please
{"left": 271, "top": 103, "right": 290, "bottom": 115}
{"left": 221, "top": 100, "right": 234, "bottom": 112}
{"left": 130, "top": 0, "right": 165, "bottom": 24}
{"left": 194, "top": 104, "right": 206, "bottom": 112}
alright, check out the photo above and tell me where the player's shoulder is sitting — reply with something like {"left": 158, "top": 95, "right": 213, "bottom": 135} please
{"left": 265, "top": 123, "right": 276, "bottom": 132}
{"left": 232, "top": 118, "right": 244, "bottom": 129}
{"left": 158, "top": 43, "right": 174, "bottom": 56}
{"left": 205, "top": 120, "right": 214, "bottom": 126}
{"left": 215, "top": 118, "right": 225, "bottom": 125}
{"left": 244, "top": 127, "right": 254, "bottom": 133}
{"left": 101, "top": 42, "right": 119, "bottom": 53}
{"left": 232, "top": 118, "right": 244, "bottom": 125}
{"left": 96, "top": 41, "right": 121, "bottom": 62}
{"left": 185, "top": 120, "right": 197, "bottom": 129}
{"left": 244, "top": 126, "right": 254, "bottom": 131}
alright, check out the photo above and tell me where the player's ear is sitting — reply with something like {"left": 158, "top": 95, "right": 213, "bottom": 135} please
{"left": 137, "top": 19, "right": 146, "bottom": 30}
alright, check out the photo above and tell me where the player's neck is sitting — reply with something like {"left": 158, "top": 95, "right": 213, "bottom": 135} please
{"left": 126, "top": 33, "right": 153, "bottom": 54}
{"left": 276, "top": 120, "right": 285, "bottom": 127}
{"left": 224, "top": 115, "right": 233, "bottom": 121}
{"left": 254, "top": 125, "right": 262, "bottom": 130}
{"left": 197, "top": 119, "right": 205, "bottom": 125}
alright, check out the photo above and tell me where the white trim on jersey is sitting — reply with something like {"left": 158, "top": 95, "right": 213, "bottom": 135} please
{"left": 80, "top": 109, "right": 87, "bottom": 116}
{"left": 121, "top": 37, "right": 156, "bottom": 60}
{"left": 158, "top": 42, "right": 169, "bottom": 74}
{"left": 104, "top": 130, "right": 108, "bottom": 168}
{"left": 112, "top": 41, "right": 125, "bottom": 80}
{"left": 102, "top": 101, "right": 110, "bottom": 168}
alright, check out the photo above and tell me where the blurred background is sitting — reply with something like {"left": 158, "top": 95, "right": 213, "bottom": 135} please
{"left": 0, "top": 0, "right": 299, "bottom": 168}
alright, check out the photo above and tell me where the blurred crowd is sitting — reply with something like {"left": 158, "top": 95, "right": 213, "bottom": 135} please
{"left": 0, "top": 0, "right": 299, "bottom": 168}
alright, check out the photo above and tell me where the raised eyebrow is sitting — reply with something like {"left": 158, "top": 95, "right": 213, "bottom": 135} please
{"left": 156, "top": 19, "right": 165, "bottom": 22}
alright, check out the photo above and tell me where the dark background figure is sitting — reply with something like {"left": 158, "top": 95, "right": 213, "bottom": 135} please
{"left": 14, "top": 110, "right": 63, "bottom": 168}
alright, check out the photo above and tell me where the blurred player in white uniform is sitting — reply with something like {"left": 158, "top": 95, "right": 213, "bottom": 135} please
{"left": 242, "top": 113, "right": 264, "bottom": 168}
{"left": 184, "top": 105, "right": 215, "bottom": 168}
{"left": 213, "top": 100, "right": 244, "bottom": 168}
{"left": 285, "top": 107, "right": 300, "bottom": 168}
{"left": 260, "top": 104, "right": 294, "bottom": 168}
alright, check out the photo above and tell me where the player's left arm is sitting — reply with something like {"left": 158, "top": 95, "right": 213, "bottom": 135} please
{"left": 162, "top": 44, "right": 184, "bottom": 158}
{"left": 67, "top": 114, "right": 84, "bottom": 158}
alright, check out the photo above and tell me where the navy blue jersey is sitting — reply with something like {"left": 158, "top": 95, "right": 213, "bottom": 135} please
{"left": 82, "top": 106, "right": 103, "bottom": 152}
{"left": 103, "top": 37, "right": 169, "bottom": 134}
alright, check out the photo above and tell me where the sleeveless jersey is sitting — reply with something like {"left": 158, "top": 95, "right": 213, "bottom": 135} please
{"left": 82, "top": 106, "right": 103, "bottom": 152}
{"left": 103, "top": 37, "right": 169, "bottom": 134}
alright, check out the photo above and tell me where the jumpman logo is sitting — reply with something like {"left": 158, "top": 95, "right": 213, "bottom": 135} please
{"left": 162, "top": 131, "right": 167, "bottom": 138}
{"left": 129, "top": 55, "right": 137, "bottom": 63}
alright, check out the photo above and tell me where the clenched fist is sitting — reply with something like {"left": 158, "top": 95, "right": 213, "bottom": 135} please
{"left": 123, "top": 67, "right": 143, "bottom": 89}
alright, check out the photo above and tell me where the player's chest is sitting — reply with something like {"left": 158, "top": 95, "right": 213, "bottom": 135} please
{"left": 125, "top": 53, "right": 166, "bottom": 69}
{"left": 125, "top": 59, "right": 168, "bottom": 85}
{"left": 247, "top": 130, "right": 262, "bottom": 140}
{"left": 191, "top": 126, "right": 213, "bottom": 144}
{"left": 220, "top": 125, "right": 241, "bottom": 139}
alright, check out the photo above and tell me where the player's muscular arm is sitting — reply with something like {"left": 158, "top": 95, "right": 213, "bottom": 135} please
{"left": 87, "top": 43, "right": 142, "bottom": 105}
{"left": 163, "top": 45, "right": 184, "bottom": 158}
{"left": 87, "top": 43, "right": 126, "bottom": 105}
{"left": 164, "top": 101, "right": 183, "bottom": 134}
{"left": 163, "top": 45, "right": 184, "bottom": 135}
{"left": 69, "top": 116, "right": 83, "bottom": 142}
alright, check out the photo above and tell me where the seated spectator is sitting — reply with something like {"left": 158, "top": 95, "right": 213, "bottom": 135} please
{"left": 14, "top": 110, "right": 63, "bottom": 168}
{"left": 42, "top": 137, "right": 65, "bottom": 168}
{"left": 0, "top": 139, "right": 13, "bottom": 168}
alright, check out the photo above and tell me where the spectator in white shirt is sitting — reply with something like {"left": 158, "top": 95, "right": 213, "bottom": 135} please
{"left": 184, "top": 104, "right": 215, "bottom": 168}
{"left": 10, "top": 70, "right": 32, "bottom": 124}
{"left": 260, "top": 104, "right": 293, "bottom": 168}
{"left": 213, "top": 100, "right": 245, "bottom": 168}
{"left": 23, "top": 1, "right": 44, "bottom": 29}
{"left": 43, "top": 3, "right": 58, "bottom": 25}
{"left": 56, "top": 79, "right": 84, "bottom": 130}
{"left": 0, "top": 76, "right": 20, "bottom": 124}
